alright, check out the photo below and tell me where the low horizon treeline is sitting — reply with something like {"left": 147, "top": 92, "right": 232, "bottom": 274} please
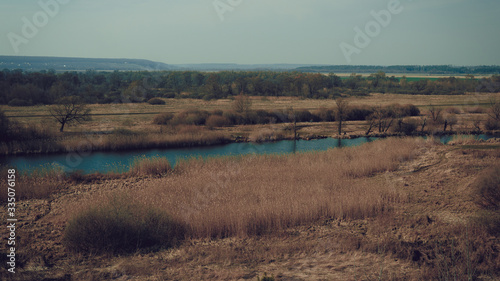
{"left": 1, "top": 69, "right": 500, "bottom": 106}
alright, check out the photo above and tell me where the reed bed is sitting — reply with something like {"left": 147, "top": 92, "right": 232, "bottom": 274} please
{"left": 0, "top": 165, "right": 66, "bottom": 202}
{"left": 96, "top": 137, "right": 426, "bottom": 239}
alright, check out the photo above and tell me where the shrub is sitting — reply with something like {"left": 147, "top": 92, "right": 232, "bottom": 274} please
{"left": 394, "top": 119, "right": 418, "bottom": 135}
{"left": 8, "top": 98, "right": 32, "bottom": 107}
{"left": 294, "top": 109, "right": 315, "bottom": 122}
{"left": 400, "top": 104, "right": 421, "bottom": 116}
{"left": 170, "top": 110, "right": 209, "bottom": 126}
{"left": 255, "top": 110, "right": 273, "bottom": 124}
{"left": 466, "top": 107, "right": 485, "bottom": 114}
{"left": 223, "top": 110, "right": 244, "bottom": 125}
{"left": 474, "top": 164, "right": 500, "bottom": 235}
{"left": 474, "top": 164, "right": 500, "bottom": 210}
{"left": 446, "top": 107, "right": 461, "bottom": 114}
{"left": 147, "top": 97, "right": 166, "bottom": 105}
{"left": 153, "top": 113, "right": 174, "bottom": 125}
{"left": 63, "top": 196, "right": 185, "bottom": 254}
{"left": 485, "top": 118, "right": 500, "bottom": 131}
{"left": 211, "top": 109, "right": 224, "bottom": 116}
{"left": 313, "top": 107, "right": 335, "bottom": 122}
{"left": 112, "top": 128, "right": 137, "bottom": 136}
{"left": 206, "top": 115, "right": 232, "bottom": 128}
{"left": 347, "top": 106, "right": 373, "bottom": 121}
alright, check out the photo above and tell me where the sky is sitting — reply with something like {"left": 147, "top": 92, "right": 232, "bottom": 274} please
{"left": 1, "top": 0, "right": 499, "bottom": 66}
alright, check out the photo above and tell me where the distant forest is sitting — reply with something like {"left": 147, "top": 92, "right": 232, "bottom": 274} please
{"left": 1, "top": 69, "right": 499, "bottom": 106}
{"left": 297, "top": 65, "right": 500, "bottom": 75}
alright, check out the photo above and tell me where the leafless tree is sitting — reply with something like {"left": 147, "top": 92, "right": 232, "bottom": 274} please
{"left": 428, "top": 105, "right": 443, "bottom": 123}
{"left": 487, "top": 97, "right": 500, "bottom": 121}
{"left": 50, "top": 96, "right": 91, "bottom": 132}
{"left": 335, "top": 98, "right": 349, "bottom": 135}
{"left": 233, "top": 93, "right": 252, "bottom": 113}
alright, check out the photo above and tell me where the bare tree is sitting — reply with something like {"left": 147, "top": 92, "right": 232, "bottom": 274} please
{"left": 372, "top": 105, "right": 394, "bottom": 133}
{"left": 365, "top": 114, "right": 377, "bottom": 136}
{"left": 233, "top": 93, "right": 252, "bottom": 113}
{"left": 428, "top": 105, "right": 443, "bottom": 123}
{"left": 444, "top": 114, "right": 458, "bottom": 131}
{"left": 50, "top": 96, "right": 91, "bottom": 132}
{"left": 487, "top": 97, "right": 500, "bottom": 121}
{"left": 335, "top": 98, "right": 349, "bottom": 135}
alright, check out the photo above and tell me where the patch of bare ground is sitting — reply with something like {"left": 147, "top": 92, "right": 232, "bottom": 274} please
{"left": 1, "top": 138, "right": 499, "bottom": 280}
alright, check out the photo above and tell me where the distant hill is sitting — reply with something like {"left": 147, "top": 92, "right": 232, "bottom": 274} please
{"left": 176, "top": 63, "right": 317, "bottom": 71}
{"left": 3, "top": 56, "right": 498, "bottom": 75}
{"left": 0, "top": 56, "right": 180, "bottom": 72}
{"left": 294, "top": 65, "right": 500, "bottom": 75}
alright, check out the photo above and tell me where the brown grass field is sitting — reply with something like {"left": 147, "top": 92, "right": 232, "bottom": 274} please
{"left": 1, "top": 92, "right": 499, "bottom": 155}
{"left": 1, "top": 136, "right": 499, "bottom": 280}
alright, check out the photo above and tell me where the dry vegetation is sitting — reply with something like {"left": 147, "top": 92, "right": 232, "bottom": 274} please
{"left": 1, "top": 137, "right": 499, "bottom": 280}
{"left": 2, "top": 93, "right": 500, "bottom": 156}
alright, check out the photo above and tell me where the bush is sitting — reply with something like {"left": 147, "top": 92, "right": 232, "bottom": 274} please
{"left": 394, "top": 119, "right": 418, "bottom": 135}
{"left": 153, "top": 113, "right": 174, "bottom": 125}
{"left": 474, "top": 164, "right": 500, "bottom": 210}
{"left": 294, "top": 109, "right": 315, "bottom": 122}
{"left": 347, "top": 106, "right": 373, "bottom": 121}
{"left": 446, "top": 107, "right": 461, "bottom": 114}
{"left": 313, "top": 107, "right": 335, "bottom": 122}
{"left": 223, "top": 110, "right": 245, "bottom": 125}
{"left": 8, "top": 98, "right": 32, "bottom": 107}
{"left": 485, "top": 118, "right": 500, "bottom": 131}
{"left": 474, "top": 164, "right": 500, "bottom": 235}
{"left": 112, "top": 128, "right": 137, "bottom": 136}
{"left": 64, "top": 196, "right": 185, "bottom": 254}
{"left": 147, "top": 97, "right": 166, "bottom": 105}
{"left": 169, "top": 110, "right": 209, "bottom": 126}
{"left": 400, "top": 104, "right": 421, "bottom": 116}
{"left": 206, "top": 115, "right": 232, "bottom": 128}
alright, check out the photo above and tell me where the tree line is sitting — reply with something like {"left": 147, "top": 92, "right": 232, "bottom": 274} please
{"left": 1, "top": 69, "right": 499, "bottom": 105}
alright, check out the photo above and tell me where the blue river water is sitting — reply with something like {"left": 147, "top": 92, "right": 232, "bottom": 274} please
{"left": 0, "top": 135, "right": 494, "bottom": 175}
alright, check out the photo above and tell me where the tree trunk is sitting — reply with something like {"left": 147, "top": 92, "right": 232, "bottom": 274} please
{"left": 60, "top": 122, "right": 65, "bottom": 132}
{"left": 338, "top": 120, "right": 342, "bottom": 135}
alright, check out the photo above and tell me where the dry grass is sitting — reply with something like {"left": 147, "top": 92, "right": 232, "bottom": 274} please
{"left": 0, "top": 165, "right": 66, "bottom": 202}
{"left": 78, "top": 138, "right": 425, "bottom": 240}
{"left": 60, "top": 128, "right": 230, "bottom": 152}
{"left": 128, "top": 155, "right": 173, "bottom": 177}
{"left": 3, "top": 137, "right": 499, "bottom": 280}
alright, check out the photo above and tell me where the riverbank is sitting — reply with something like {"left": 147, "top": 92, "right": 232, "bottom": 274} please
{"left": 2, "top": 93, "right": 499, "bottom": 156}
{"left": 1, "top": 120, "right": 498, "bottom": 157}
{"left": 1, "top": 137, "right": 499, "bottom": 280}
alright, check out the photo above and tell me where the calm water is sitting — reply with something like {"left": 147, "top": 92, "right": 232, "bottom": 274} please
{"left": 0, "top": 135, "right": 494, "bottom": 175}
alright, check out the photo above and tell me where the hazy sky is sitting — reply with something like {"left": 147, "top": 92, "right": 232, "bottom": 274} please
{"left": 1, "top": 0, "right": 499, "bottom": 65}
